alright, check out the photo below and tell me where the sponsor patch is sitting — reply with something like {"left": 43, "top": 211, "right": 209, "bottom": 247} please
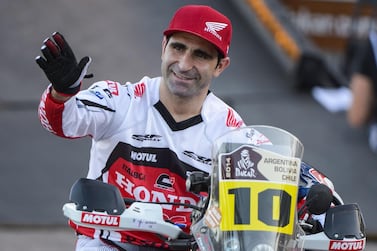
{"left": 81, "top": 212, "right": 120, "bottom": 227}
{"left": 329, "top": 239, "right": 365, "bottom": 251}
{"left": 107, "top": 81, "right": 119, "bottom": 96}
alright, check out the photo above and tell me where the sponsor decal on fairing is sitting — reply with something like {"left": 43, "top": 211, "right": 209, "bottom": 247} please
{"left": 81, "top": 212, "right": 120, "bottom": 227}
{"left": 329, "top": 239, "right": 365, "bottom": 251}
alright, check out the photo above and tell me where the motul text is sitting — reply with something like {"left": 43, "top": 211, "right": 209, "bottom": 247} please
{"left": 329, "top": 239, "right": 365, "bottom": 251}
{"left": 81, "top": 212, "right": 120, "bottom": 227}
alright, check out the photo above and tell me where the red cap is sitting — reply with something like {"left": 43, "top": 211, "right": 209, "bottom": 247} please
{"left": 163, "top": 5, "right": 232, "bottom": 57}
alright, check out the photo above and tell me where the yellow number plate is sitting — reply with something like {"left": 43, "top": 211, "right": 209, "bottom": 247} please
{"left": 219, "top": 180, "right": 297, "bottom": 234}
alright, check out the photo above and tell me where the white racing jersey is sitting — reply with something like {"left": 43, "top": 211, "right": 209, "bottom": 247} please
{"left": 38, "top": 76, "right": 246, "bottom": 247}
{"left": 38, "top": 76, "right": 338, "bottom": 248}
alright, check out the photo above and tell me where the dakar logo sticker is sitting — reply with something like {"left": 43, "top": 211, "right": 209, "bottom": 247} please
{"left": 236, "top": 149, "right": 256, "bottom": 178}
{"left": 220, "top": 146, "right": 264, "bottom": 180}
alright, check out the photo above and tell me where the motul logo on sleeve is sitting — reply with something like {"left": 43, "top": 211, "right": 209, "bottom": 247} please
{"left": 329, "top": 239, "right": 365, "bottom": 251}
{"left": 81, "top": 212, "right": 120, "bottom": 227}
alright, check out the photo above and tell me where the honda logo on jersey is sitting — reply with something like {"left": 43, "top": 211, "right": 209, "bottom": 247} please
{"left": 134, "top": 82, "right": 145, "bottom": 98}
{"left": 114, "top": 171, "right": 196, "bottom": 212}
{"left": 226, "top": 108, "right": 243, "bottom": 128}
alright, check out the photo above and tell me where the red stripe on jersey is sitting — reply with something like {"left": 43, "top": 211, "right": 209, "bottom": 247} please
{"left": 38, "top": 88, "right": 65, "bottom": 137}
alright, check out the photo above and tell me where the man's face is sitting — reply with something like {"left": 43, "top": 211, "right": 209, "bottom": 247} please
{"left": 161, "top": 32, "right": 229, "bottom": 98}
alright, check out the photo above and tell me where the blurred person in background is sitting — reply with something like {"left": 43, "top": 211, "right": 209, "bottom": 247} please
{"left": 347, "top": 30, "right": 377, "bottom": 153}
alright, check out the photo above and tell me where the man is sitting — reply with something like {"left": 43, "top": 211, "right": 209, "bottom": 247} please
{"left": 347, "top": 30, "right": 377, "bottom": 152}
{"left": 36, "top": 4, "right": 338, "bottom": 251}
{"left": 37, "top": 5, "right": 246, "bottom": 251}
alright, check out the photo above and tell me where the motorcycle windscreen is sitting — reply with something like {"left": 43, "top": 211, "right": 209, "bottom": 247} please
{"left": 192, "top": 126, "right": 305, "bottom": 251}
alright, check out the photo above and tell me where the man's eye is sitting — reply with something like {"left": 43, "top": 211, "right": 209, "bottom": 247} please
{"left": 195, "top": 52, "right": 211, "bottom": 60}
{"left": 172, "top": 44, "right": 184, "bottom": 51}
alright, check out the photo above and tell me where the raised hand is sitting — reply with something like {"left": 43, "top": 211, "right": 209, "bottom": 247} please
{"left": 36, "top": 32, "right": 92, "bottom": 95}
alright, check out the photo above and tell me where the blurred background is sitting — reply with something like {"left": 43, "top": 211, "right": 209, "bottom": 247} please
{"left": 1, "top": 0, "right": 377, "bottom": 250}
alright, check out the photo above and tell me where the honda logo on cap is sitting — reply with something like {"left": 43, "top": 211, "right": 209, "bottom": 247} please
{"left": 204, "top": 22, "right": 228, "bottom": 41}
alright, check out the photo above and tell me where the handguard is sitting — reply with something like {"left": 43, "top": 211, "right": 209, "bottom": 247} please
{"left": 63, "top": 201, "right": 183, "bottom": 239}
{"left": 63, "top": 178, "right": 183, "bottom": 239}
{"left": 298, "top": 204, "right": 366, "bottom": 250}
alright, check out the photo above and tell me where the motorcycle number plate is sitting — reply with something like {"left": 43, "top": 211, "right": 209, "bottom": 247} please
{"left": 219, "top": 180, "right": 298, "bottom": 234}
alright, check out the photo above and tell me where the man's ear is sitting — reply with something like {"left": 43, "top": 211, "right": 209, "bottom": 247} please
{"left": 214, "top": 57, "right": 230, "bottom": 78}
{"left": 161, "top": 36, "right": 168, "bottom": 58}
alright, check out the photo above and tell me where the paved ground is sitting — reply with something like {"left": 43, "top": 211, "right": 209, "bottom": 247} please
{"left": 0, "top": 227, "right": 75, "bottom": 251}
{"left": 0, "top": 0, "right": 376, "bottom": 250}
{"left": 0, "top": 227, "right": 376, "bottom": 251}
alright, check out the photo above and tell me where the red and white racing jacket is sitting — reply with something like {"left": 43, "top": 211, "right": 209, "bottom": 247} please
{"left": 38, "top": 76, "right": 245, "bottom": 247}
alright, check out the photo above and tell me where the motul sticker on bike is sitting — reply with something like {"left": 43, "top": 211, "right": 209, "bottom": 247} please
{"left": 329, "top": 239, "right": 365, "bottom": 251}
{"left": 81, "top": 212, "right": 120, "bottom": 227}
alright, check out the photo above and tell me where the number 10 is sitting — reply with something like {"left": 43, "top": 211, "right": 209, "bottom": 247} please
{"left": 219, "top": 181, "right": 296, "bottom": 234}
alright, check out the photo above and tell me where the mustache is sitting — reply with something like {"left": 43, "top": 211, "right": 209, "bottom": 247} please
{"left": 170, "top": 65, "right": 198, "bottom": 79}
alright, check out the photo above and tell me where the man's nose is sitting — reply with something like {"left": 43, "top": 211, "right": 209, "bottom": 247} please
{"left": 178, "top": 52, "right": 194, "bottom": 71}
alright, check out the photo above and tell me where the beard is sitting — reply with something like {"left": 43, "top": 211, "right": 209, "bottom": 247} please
{"left": 164, "top": 66, "right": 207, "bottom": 98}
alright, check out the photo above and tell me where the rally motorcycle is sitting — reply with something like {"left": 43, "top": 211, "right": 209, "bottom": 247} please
{"left": 63, "top": 126, "right": 366, "bottom": 251}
